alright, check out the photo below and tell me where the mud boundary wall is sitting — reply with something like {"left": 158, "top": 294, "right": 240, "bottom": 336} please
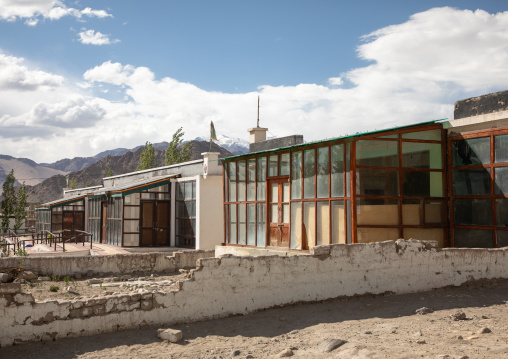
{"left": 0, "top": 250, "right": 215, "bottom": 277}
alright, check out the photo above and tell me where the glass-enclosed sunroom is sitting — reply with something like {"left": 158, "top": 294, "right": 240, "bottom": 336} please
{"left": 223, "top": 121, "right": 448, "bottom": 250}
{"left": 35, "top": 195, "right": 86, "bottom": 234}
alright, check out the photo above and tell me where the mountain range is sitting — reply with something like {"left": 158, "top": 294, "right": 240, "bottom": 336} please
{"left": 0, "top": 137, "right": 246, "bottom": 204}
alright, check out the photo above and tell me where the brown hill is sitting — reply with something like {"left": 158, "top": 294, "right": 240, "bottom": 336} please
{"left": 27, "top": 141, "right": 233, "bottom": 204}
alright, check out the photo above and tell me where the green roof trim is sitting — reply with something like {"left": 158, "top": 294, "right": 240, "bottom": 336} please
{"left": 36, "top": 195, "right": 85, "bottom": 209}
{"left": 223, "top": 120, "right": 445, "bottom": 162}
{"left": 89, "top": 176, "right": 175, "bottom": 199}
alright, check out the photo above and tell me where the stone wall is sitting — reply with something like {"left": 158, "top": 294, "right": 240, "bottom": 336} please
{"left": 0, "top": 250, "right": 215, "bottom": 277}
{"left": 2, "top": 240, "right": 508, "bottom": 347}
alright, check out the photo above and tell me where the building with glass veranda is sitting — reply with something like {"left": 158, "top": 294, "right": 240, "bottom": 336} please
{"left": 221, "top": 90, "right": 508, "bottom": 251}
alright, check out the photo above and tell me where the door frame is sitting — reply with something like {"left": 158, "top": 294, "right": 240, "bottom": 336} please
{"left": 267, "top": 176, "right": 290, "bottom": 248}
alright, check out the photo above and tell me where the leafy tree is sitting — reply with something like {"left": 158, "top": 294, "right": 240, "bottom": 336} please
{"left": 70, "top": 177, "right": 78, "bottom": 190}
{"left": 165, "top": 127, "right": 192, "bottom": 166}
{"left": 106, "top": 167, "right": 113, "bottom": 177}
{"left": 14, "top": 182, "right": 27, "bottom": 233}
{"left": 137, "top": 141, "right": 156, "bottom": 171}
{"left": 1, "top": 170, "right": 15, "bottom": 234}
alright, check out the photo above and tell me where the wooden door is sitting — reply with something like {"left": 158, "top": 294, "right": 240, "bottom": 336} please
{"left": 268, "top": 178, "right": 290, "bottom": 247}
{"left": 140, "top": 200, "right": 170, "bottom": 246}
{"left": 155, "top": 201, "right": 170, "bottom": 245}
{"left": 74, "top": 212, "right": 84, "bottom": 231}
{"left": 141, "top": 201, "right": 155, "bottom": 246}
{"left": 101, "top": 202, "right": 108, "bottom": 244}
{"left": 63, "top": 212, "right": 74, "bottom": 231}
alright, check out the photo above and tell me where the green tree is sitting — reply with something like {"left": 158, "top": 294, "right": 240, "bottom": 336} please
{"left": 1, "top": 170, "right": 16, "bottom": 234}
{"left": 14, "top": 182, "right": 27, "bottom": 233}
{"left": 70, "top": 177, "right": 78, "bottom": 190}
{"left": 137, "top": 141, "right": 156, "bottom": 171}
{"left": 165, "top": 127, "right": 192, "bottom": 166}
{"left": 106, "top": 167, "right": 113, "bottom": 177}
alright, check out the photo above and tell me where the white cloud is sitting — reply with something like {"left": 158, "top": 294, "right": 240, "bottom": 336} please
{"left": 80, "top": 7, "right": 111, "bottom": 19}
{"left": 0, "top": 53, "right": 63, "bottom": 91}
{"left": 78, "top": 29, "right": 119, "bottom": 45}
{"left": 2, "top": 7, "right": 508, "bottom": 163}
{"left": 0, "top": 0, "right": 112, "bottom": 24}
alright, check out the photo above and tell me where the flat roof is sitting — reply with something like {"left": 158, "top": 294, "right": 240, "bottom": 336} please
{"left": 223, "top": 119, "right": 445, "bottom": 161}
{"left": 90, "top": 173, "right": 180, "bottom": 198}
{"left": 36, "top": 194, "right": 86, "bottom": 209}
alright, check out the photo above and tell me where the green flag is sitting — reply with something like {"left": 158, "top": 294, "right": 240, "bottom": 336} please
{"left": 210, "top": 121, "right": 218, "bottom": 141}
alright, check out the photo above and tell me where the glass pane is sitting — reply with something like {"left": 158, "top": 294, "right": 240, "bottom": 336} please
{"left": 495, "top": 135, "right": 508, "bottom": 163}
{"left": 357, "top": 198, "right": 399, "bottom": 225}
{"left": 303, "top": 202, "right": 316, "bottom": 249}
{"left": 317, "top": 202, "right": 330, "bottom": 246}
{"left": 331, "top": 200, "right": 345, "bottom": 244}
{"left": 402, "top": 129, "right": 441, "bottom": 141}
{"left": 425, "top": 201, "right": 443, "bottom": 224}
{"left": 124, "top": 220, "right": 139, "bottom": 232}
{"left": 256, "top": 204, "right": 266, "bottom": 247}
{"left": 496, "top": 231, "right": 508, "bottom": 247}
{"left": 229, "top": 162, "right": 236, "bottom": 202}
{"left": 247, "top": 159, "right": 256, "bottom": 201}
{"left": 331, "top": 144, "right": 344, "bottom": 197}
{"left": 184, "top": 182, "right": 192, "bottom": 200}
{"left": 141, "top": 192, "right": 155, "bottom": 199}
{"left": 495, "top": 198, "right": 508, "bottom": 227}
{"left": 454, "top": 198, "right": 492, "bottom": 226}
{"left": 247, "top": 204, "right": 256, "bottom": 246}
{"left": 356, "top": 140, "right": 398, "bottom": 167}
{"left": 291, "top": 152, "right": 302, "bottom": 199}
{"left": 402, "top": 142, "right": 442, "bottom": 169}
{"left": 124, "top": 206, "right": 140, "bottom": 218}
{"left": 454, "top": 228, "right": 493, "bottom": 248}
{"left": 282, "top": 204, "right": 289, "bottom": 224}
{"left": 257, "top": 157, "right": 266, "bottom": 201}
{"left": 282, "top": 182, "right": 290, "bottom": 202}
{"left": 238, "top": 161, "right": 246, "bottom": 201}
{"left": 452, "top": 138, "right": 490, "bottom": 166}
{"left": 271, "top": 204, "right": 278, "bottom": 223}
{"left": 238, "top": 203, "right": 246, "bottom": 245}
{"left": 229, "top": 204, "right": 237, "bottom": 244}
{"left": 357, "top": 228, "right": 399, "bottom": 244}
{"left": 495, "top": 167, "right": 508, "bottom": 195}
{"left": 257, "top": 182, "right": 266, "bottom": 202}
{"left": 268, "top": 155, "right": 278, "bottom": 177}
{"left": 402, "top": 171, "right": 443, "bottom": 197}
{"left": 402, "top": 199, "right": 420, "bottom": 225}
{"left": 317, "top": 147, "right": 329, "bottom": 198}
{"left": 346, "top": 143, "right": 351, "bottom": 197}
{"left": 225, "top": 205, "right": 228, "bottom": 243}
{"left": 356, "top": 168, "right": 398, "bottom": 196}
{"left": 290, "top": 202, "right": 302, "bottom": 249}
{"left": 453, "top": 169, "right": 490, "bottom": 195}
{"left": 303, "top": 149, "right": 315, "bottom": 199}
{"left": 271, "top": 183, "right": 278, "bottom": 202}
{"left": 280, "top": 153, "right": 290, "bottom": 176}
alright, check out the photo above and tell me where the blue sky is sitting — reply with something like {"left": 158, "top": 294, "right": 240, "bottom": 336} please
{"left": 1, "top": 1, "right": 508, "bottom": 162}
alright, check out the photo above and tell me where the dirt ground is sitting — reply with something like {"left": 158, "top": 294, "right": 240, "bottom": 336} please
{"left": 2, "top": 281, "right": 508, "bottom": 359}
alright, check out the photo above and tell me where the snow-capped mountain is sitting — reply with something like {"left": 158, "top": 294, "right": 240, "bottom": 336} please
{"left": 194, "top": 134, "right": 249, "bottom": 155}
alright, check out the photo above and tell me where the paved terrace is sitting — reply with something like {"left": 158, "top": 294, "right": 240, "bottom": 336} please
{"left": 4, "top": 236, "right": 192, "bottom": 257}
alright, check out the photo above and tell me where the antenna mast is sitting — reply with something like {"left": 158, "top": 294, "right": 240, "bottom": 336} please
{"left": 257, "top": 95, "right": 260, "bottom": 128}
